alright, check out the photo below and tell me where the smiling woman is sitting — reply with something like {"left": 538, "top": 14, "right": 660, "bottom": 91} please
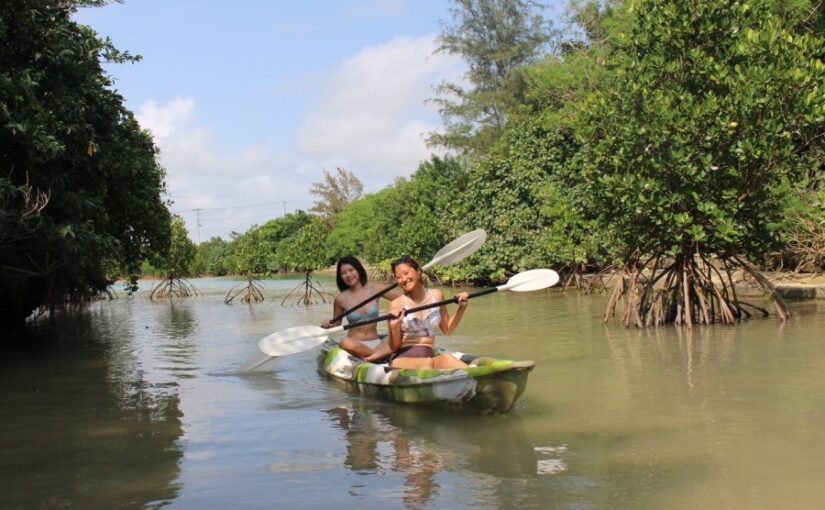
{"left": 321, "top": 256, "right": 399, "bottom": 358}
{"left": 365, "top": 256, "right": 470, "bottom": 369}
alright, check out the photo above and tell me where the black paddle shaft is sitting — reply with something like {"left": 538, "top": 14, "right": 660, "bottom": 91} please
{"left": 340, "top": 286, "right": 499, "bottom": 332}
{"left": 330, "top": 283, "right": 399, "bottom": 324}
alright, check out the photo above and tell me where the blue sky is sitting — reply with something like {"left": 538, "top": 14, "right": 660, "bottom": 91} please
{"left": 75, "top": 1, "right": 565, "bottom": 241}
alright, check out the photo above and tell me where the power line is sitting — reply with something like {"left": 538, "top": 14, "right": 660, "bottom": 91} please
{"left": 174, "top": 200, "right": 317, "bottom": 242}
{"left": 171, "top": 200, "right": 313, "bottom": 214}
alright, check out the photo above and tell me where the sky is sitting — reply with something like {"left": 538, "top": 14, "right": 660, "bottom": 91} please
{"left": 74, "top": 0, "right": 566, "bottom": 242}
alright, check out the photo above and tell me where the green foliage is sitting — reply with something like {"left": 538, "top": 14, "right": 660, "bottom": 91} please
{"left": 773, "top": 185, "right": 825, "bottom": 270}
{"left": 450, "top": 117, "right": 605, "bottom": 282}
{"left": 577, "top": 0, "right": 825, "bottom": 262}
{"left": 0, "top": 0, "right": 171, "bottom": 328}
{"left": 327, "top": 156, "right": 469, "bottom": 267}
{"left": 223, "top": 225, "right": 273, "bottom": 275}
{"left": 326, "top": 188, "right": 393, "bottom": 261}
{"left": 219, "top": 211, "right": 314, "bottom": 275}
{"left": 429, "top": 0, "right": 555, "bottom": 153}
{"left": 151, "top": 216, "right": 195, "bottom": 278}
{"left": 275, "top": 217, "right": 333, "bottom": 272}
{"left": 192, "top": 237, "right": 230, "bottom": 276}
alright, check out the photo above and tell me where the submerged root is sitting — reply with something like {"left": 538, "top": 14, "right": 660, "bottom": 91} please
{"left": 604, "top": 248, "right": 790, "bottom": 327}
{"left": 225, "top": 274, "right": 265, "bottom": 305}
{"left": 150, "top": 277, "right": 199, "bottom": 301}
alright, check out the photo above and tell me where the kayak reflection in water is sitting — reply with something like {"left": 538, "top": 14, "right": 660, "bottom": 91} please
{"left": 366, "top": 256, "right": 469, "bottom": 369}
{"left": 321, "top": 256, "right": 399, "bottom": 359}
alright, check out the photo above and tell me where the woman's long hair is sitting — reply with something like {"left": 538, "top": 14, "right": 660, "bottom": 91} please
{"left": 335, "top": 256, "right": 368, "bottom": 292}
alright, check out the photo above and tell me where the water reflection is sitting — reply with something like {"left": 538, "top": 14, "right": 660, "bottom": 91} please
{"left": 0, "top": 307, "right": 184, "bottom": 510}
{"left": 602, "top": 323, "right": 742, "bottom": 392}
{"left": 156, "top": 300, "right": 198, "bottom": 340}
{"left": 324, "top": 402, "right": 548, "bottom": 509}
{"left": 4, "top": 280, "right": 825, "bottom": 509}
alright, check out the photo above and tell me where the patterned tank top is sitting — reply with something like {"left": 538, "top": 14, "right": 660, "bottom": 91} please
{"left": 401, "top": 290, "right": 441, "bottom": 338}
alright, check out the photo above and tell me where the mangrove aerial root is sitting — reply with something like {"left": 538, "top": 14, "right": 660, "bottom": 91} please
{"left": 579, "top": 264, "right": 614, "bottom": 294}
{"left": 603, "top": 248, "right": 790, "bottom": 328}
{"left": 225, "top": 274, "right": 265, "bottom": 305}
{"left": 281, "top": 271, "right": 334, "bottom": 307}
{"left": 150, "top": 277, "right": 200, "bottom": 301}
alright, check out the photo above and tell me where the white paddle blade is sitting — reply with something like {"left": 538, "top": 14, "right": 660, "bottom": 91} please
{"left": 500, "top": 269, "right": 560, "bottom": 292}
{"left": 422, "top": 229, "right": 487, "bottom": 269}
{"left": 257, "top": 325, "right": 337, "bottom": 356}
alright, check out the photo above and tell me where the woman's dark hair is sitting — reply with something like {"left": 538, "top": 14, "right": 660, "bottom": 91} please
{"left": 391, "top": 255, "right": 421, "bottom": 272}
{"left": 336, "top": 256, "right": 368, "bottom": 291}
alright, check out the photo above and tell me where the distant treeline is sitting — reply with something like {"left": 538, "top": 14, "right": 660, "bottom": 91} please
{"left": 3, "top": 1, "right": 824, "bottom": 331}
{"left": 180, "top": 0, "right": 825, "bottom": 289}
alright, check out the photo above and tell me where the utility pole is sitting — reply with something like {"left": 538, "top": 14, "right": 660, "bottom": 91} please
{"left": 195, "top": 208, "right": 203, "bottom": 244}
{"left": 283, "top": 201, "right": 287, "bottom": 217}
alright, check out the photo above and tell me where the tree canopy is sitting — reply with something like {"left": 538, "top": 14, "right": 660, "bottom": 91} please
{"left": 576, "top": 0, "right": 824, "bottom": 325}
{"left": 429, "top": 0, "right": 555, "bottom": 153}
{"left": 309, "top": 168, "right": 364, "bottom": 219}
{"left": 1, "top": 0, "right": 171, "bottom": 329}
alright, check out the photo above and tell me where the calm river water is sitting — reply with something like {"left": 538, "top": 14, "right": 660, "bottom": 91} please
{"left": 2, "top": 276, "right": 825, "bottom": 509}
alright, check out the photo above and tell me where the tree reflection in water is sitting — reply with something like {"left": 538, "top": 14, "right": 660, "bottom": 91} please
{"left": 0, "top": 308, "right": 184, "bottom": 510}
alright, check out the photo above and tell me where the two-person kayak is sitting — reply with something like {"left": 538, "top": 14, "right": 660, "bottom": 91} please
{"left": 317, "top": 339, "right": 534, "bottom": 415}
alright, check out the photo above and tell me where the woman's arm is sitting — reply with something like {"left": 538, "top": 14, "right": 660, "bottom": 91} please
{"left": 375, "top": 283, "right": 402, "bottom": 301}
{"left": 386, "top": 299, "right": 405, "bottom": 350}
{"left": 439, "top": 290, "right": 469, "bottom": 335}
{"left": 321, "top": 296, "right": 345, "bottom": 328}
{"left": 364, "top": 298, "right": 404, "bottom": 362}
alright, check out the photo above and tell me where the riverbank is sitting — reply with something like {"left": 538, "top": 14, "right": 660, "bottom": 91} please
{"left": 769, "top": 273, "right": 825, "bottom": 299}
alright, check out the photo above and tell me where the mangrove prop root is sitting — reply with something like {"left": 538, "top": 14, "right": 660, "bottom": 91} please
{"left": 225, "top": 274, "right": 265, "bottom": 305}
{"left": 583, "top": 264, "right": 614, "bottom": 294}
{"left": 150, "top": 277, "right": 200, "bottom": 301}
{"left": 604, "top": 249, "right": 790, "bottom": 327}
{"left": 281, "top": 272, "right": 335, "bottom": 307}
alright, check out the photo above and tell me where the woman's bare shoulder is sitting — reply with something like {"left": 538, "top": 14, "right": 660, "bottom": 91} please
{"left": 389, "top": 295, "right": 405, "bottom": 310}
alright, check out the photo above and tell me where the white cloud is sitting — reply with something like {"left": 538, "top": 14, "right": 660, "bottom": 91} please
{"left": 136, "top": 97, "right": 195, "bottom": 139}
{"left": 136, "top": 98, "right": 314, "bottom": 242}
{"left": 298, "top": 35, "right": 464, "bottom": 186}
{"left": 133, "top": 37, "right": 465, "bottom": 241}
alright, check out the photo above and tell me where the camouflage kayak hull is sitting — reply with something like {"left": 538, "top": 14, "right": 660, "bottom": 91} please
{"left": 316, "top": 340, "right": 535, "bottom": 415}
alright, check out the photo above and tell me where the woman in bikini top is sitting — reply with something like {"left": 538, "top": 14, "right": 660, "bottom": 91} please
{"left": 365, "top": 256, "right": 469, "bottom": 370}
{"left": 321, "top": 256, "right": 398, "bottom": 358}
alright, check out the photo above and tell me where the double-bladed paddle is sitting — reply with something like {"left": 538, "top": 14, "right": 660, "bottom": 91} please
{"left": 244, "top": 268, "right": 559, "bottom": 367}
{"left": 327, "top": 229, "right": 487, "bottom": 325}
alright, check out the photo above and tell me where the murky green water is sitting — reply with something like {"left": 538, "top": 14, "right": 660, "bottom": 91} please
{"left": 2, "top": 276, "right": 825, "bottom": 509}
